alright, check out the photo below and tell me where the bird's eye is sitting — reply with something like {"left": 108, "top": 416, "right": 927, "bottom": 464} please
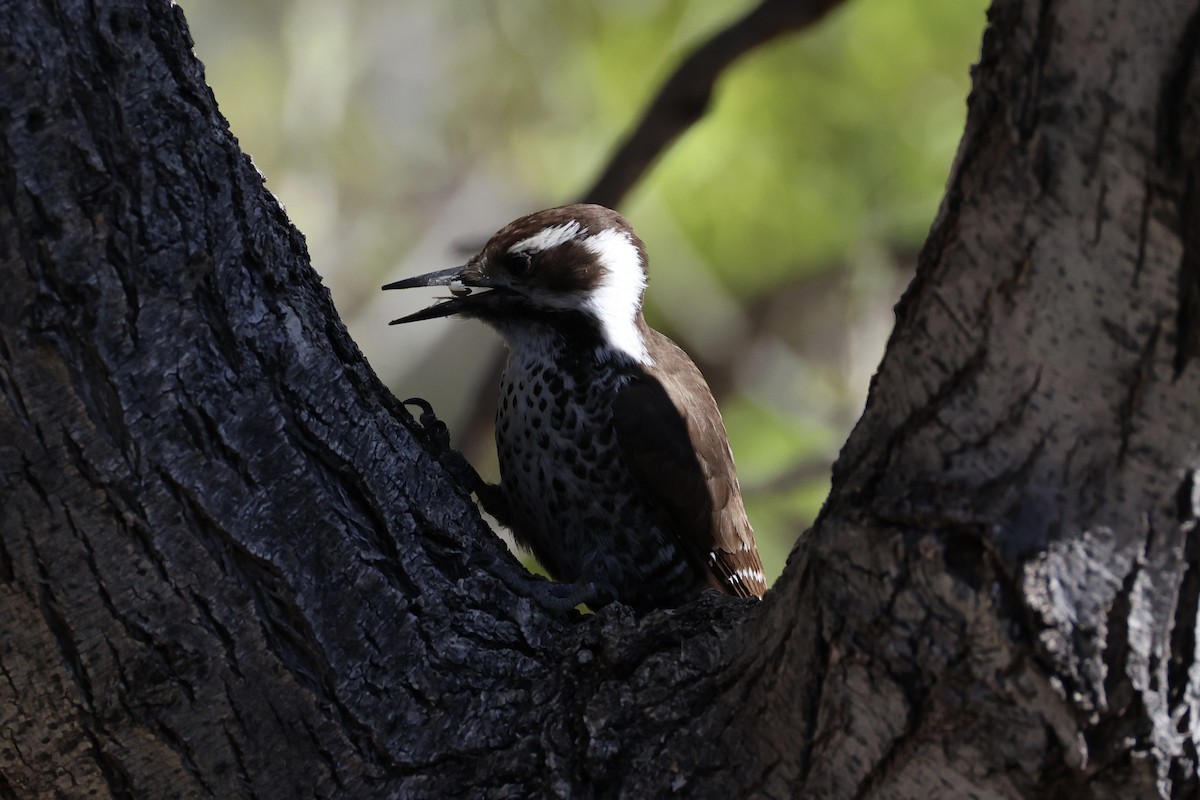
{"left": 506, "top": 251, "right": 532, "bottom": 276}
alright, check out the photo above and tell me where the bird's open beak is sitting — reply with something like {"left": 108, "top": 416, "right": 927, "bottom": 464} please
{"left": 382, "top": 265, "right": 501, "bottom": 325}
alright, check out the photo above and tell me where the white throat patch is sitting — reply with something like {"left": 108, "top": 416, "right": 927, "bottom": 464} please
{"left": 579, "top": 228, "right": 650, "bottom": 364}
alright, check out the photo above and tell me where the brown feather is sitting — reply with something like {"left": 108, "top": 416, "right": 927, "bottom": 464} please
{"left": 612, "top": 327, "right": 766, "bottom": 599}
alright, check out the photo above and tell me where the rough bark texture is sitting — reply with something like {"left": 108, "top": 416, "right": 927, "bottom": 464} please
{"left": 1, "top": 0, "right": 1198, "bottom": 798}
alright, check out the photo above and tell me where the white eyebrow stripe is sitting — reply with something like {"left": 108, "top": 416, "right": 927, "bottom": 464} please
{"left": 508, "top": 222, "right": 582, "bottom": 254}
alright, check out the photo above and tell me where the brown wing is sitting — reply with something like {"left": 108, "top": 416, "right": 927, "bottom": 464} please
{"left": 611, "top": 330, "right": 766, "bottom": 599}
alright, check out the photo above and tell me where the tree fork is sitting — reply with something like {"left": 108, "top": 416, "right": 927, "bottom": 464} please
{"left": 1, "top": 0, "right": 1198, "bottom": 798}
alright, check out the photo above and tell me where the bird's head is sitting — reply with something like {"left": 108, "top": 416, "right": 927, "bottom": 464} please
{"left": 384, "top": 204, "right": 651, "bottom": 363}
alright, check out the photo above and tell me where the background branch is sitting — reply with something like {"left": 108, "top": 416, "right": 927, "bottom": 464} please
{"left": 578, "top": 0, "right": 846, "bottom": 209}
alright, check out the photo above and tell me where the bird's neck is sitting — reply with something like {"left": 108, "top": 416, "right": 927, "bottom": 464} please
{"left": 490, "top": 312, "right": 652, "bottom": 369}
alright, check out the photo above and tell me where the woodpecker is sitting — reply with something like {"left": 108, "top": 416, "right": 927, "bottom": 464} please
{"left": 384, "top": 204, "right": 766, "bottom": 611}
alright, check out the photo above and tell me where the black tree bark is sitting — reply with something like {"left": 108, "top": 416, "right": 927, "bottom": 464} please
{"left": 1, "top": 0, "right": 1198, "bottom": 798}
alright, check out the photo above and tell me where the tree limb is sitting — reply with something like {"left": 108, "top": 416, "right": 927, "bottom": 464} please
{"left": 578, "top": 0, "right": 846, "bottom": 209}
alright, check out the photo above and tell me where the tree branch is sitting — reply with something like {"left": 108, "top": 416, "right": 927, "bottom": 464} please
{"left": 578, "top": 0, "right": 846, "bottom": 209}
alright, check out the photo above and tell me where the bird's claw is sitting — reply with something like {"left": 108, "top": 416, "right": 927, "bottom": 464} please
{"left": 402, "top": 397, "right": 452, "bottom": 450}
{"left": 468, "top": 549, "right": 619, "bottom": 613}
{"left": 527, "top": 579, "right": 620, "bottom": 613}
{"left": 402, "top": 397, "right": 486, "bottom": 494}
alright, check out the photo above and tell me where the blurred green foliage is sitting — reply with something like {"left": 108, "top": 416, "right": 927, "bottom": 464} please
{"left": 181, "top": 0, "right": 989, "bottom": 585}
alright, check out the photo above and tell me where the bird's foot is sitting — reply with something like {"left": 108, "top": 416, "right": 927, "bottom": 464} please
{"left": 402, "top": 397, "right": 486, "bottom": 494}
{"left": 402, "top": 396, "right": 456, "bottom": 454}
{"left": 526, "top": 579, "right": 619, "bottom": 614}
{"left": 403, "top": 397, "right": 514, "bottom": 525}
{"left": 468, "top": 550, "right": 619, "bottom": 614}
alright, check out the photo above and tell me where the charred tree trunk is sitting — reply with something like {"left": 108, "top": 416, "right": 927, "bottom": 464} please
{"left": 1, "top": 0, "right": 1198, "bottom": 798}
